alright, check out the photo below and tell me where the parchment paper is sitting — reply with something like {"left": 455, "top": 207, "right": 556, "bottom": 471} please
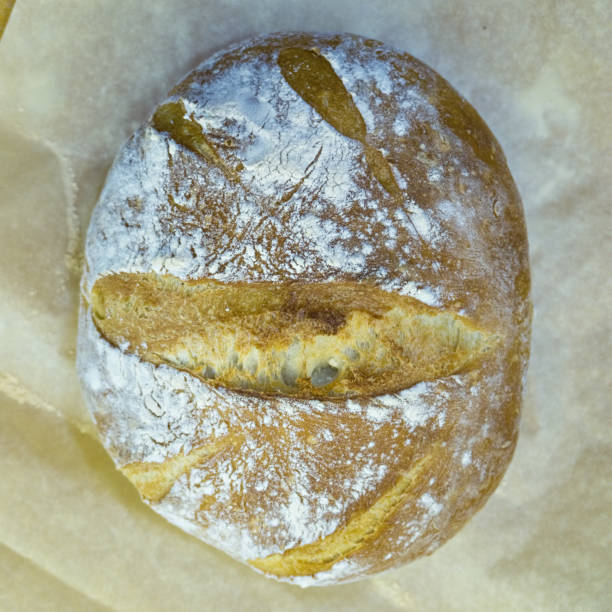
{"left": 1, "top": 1, "right": 610, "bottom": 610}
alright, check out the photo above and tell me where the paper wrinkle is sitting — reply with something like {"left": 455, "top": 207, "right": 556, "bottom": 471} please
{"left": 0, "top": 541, "right": 112, "bottom": 612}
{"left": 0, "top": 370, "right": 63, "bottom": 420}
{"left": 1, "top": 0, "right": 611, "bottom": 609}
{"left": 0, "top": 122, "right": 93, "bottom": 434}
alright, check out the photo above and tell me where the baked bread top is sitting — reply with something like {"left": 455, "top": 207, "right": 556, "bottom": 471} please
{"left": 77, "top": 32, "right": 530, "bottom": 585}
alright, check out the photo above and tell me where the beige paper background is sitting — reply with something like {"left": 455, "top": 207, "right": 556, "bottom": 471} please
{"left": 1, "top": 1, "right": 610, "bottom": 610}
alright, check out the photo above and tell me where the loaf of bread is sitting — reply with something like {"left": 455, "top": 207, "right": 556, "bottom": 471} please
{"left": 77, "top": 32, "right": 531, "bottom": 585}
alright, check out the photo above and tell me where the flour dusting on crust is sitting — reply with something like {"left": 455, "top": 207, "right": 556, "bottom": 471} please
{"left": 77, "top": 32, "right": 530, "bottom": 585}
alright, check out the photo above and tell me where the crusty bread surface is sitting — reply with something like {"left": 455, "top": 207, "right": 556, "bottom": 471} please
{"left": 77, "top": 32, "right": 531, "bottom": 585}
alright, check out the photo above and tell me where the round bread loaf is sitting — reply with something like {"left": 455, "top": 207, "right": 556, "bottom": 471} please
{"left": 77, "top": 32, "right": 531, "bottom": 585}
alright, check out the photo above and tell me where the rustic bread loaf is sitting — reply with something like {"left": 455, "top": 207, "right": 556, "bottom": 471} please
{"left": 77, "top": 32, "right": 531, "bottom": 585}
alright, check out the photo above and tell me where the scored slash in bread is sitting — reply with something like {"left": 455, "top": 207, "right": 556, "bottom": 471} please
{"left": 77, "top": 32, "right": 531, "bottom": 585}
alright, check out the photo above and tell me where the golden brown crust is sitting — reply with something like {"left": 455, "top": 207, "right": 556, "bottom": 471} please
{"left": 90, "top": 272, "right": 499, "bottom": 400}
{"left": 121, "top": 434, "right": 242, "bottom": 502}
{"left": 77, "top": 32, "right": 531, "bottom": 585}
{"left": 248, "top": 449, "right": 438, "bottom": 576}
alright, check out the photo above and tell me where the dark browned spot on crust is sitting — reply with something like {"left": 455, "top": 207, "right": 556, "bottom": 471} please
{"left": 278, "top": 47, "right": 401, "bottom": 199}
{"left": 278, "top": 47, "right": 367, "bottom": 141}
{"left": 152, "top": 100, "right": 240, "bottom": 183}
{"left": 364, "top": 146, "right": 402, "bottom": 200}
